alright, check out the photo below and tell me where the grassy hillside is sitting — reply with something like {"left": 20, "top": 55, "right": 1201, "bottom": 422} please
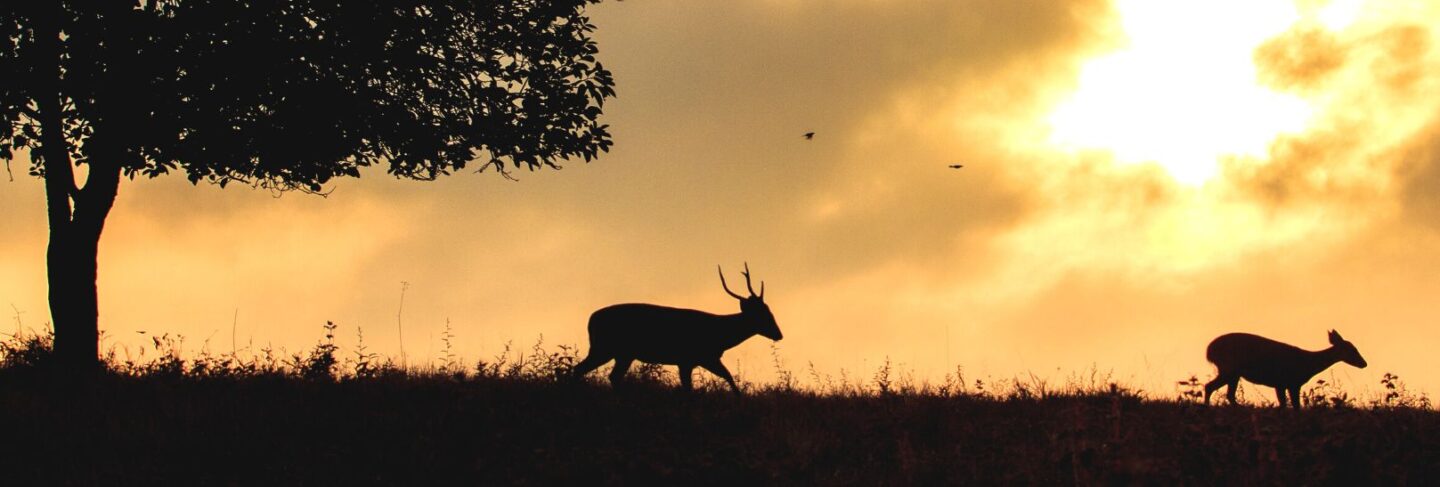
{"left": 1, "top": 326, "right": 1437, "bottom": 485}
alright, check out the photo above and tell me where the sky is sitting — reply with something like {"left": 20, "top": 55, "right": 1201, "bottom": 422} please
{"left": 3, "top": 0, "right": 1440, "bottom": 400}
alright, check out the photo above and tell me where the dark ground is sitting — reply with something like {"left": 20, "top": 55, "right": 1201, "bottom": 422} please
{"left": 2, "top": 372, "right": 1438, "bottom": 485}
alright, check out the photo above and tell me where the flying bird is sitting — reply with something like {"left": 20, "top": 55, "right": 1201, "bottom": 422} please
{"left": 802, "top": 132, "right": 815, "bottom": 140}
{"left": 948, "top": 164, "right": 964, "bottom": 169}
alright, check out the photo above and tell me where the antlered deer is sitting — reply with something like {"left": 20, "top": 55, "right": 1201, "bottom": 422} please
{"left": 573, "top": 263, "right": 783, "bottom": 394}
{"left": 1204, "top": 330, "right": 1367, "bottom": 409}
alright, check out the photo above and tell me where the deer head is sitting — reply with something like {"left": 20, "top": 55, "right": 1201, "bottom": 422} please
{"left": 719, "top": 263, "right": 782, "bottom": 341}
{"left": 1328, "top": 329, "right": 1367, "bottom": 368}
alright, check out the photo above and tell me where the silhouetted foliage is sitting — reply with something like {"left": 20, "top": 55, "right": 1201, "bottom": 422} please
{"left": 1376, "top": 373, "right": 1431, "bottom": 409}
{"left": 0, "top": 0, "right": 615, "bottom": 372}
{"left": 294, "top": 320, "right": 339, "bottom": 381}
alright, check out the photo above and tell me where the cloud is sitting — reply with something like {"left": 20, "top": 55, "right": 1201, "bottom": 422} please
{"left": 12, "top": 0, "right": 1440, "bottom": 397}
{"left": 1236, "top": 12, "right": 1440, "bottom": 209}
{"left": 1255, "top": 26, "right": 1350, "bottom": 94}
{"left": 1398, "top": 119, "right": 1440, "bottom": 231}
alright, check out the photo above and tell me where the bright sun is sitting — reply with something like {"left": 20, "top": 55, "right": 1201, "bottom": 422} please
{"left": 1046, "top": 0, "right": 1362, "bottom": 185}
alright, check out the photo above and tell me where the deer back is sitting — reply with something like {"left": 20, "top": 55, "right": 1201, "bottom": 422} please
{"left": 1207, "top": 331, "right": 1365, "bottom": 388}
{"left": 587, "top": 303, "right": 756, "bottom": 364}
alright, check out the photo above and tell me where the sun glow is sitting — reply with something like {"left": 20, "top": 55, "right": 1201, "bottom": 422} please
{"left": 1048, "top": 0, "right": 1326, "bottom": 185}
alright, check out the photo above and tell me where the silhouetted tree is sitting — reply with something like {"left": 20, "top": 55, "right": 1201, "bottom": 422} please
{"left": 0, "top": 1, "right": 615, "bottom": 373}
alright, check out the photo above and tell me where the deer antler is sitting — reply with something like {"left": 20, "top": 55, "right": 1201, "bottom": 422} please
{"left": 718, "top": 265, "right": 746, "bottom": 300}
{"left": 742, "top": 262, "right": 757, "bottom": 297}
{"left": 746, "top": 263, "right": 766, "bottom": 299}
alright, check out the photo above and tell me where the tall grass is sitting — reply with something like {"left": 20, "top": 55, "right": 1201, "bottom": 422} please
{"left": 0, "top": 322, "right": 1437, "bottom": 484}
{"left": 0, "top": 321, "right": 1429, "bottom": 407}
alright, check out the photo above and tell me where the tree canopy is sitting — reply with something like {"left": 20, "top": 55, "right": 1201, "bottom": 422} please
{"left": 2, "top": 0, "right": 614, "bottom": 190}
{"left": 0, "top": 0, "right": 616, "bottom": 371}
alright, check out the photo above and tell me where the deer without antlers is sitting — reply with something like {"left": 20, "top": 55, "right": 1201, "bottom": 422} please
{"left": 573, "top": 263, "right": 783, "bottom": 394}
{"left": 1204, "top": 330, "right": 1367, "bottom": 409}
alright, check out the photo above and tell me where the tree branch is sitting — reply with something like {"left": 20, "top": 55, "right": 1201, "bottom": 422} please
{"left": 73, "top": 154, "right": 122, "bottom": 238}
{"left": 17, "top": 104, "right": 40, "bottom": 122}
{"left": 36, "top": 10, "right": 75, "bottom": 229}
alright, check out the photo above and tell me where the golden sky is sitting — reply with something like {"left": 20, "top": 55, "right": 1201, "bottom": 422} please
{"left": 3, "top": 0, "right": 1440, "bottom": 399}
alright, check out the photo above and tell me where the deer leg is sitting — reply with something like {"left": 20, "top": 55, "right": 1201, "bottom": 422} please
{"left": 609, "top": 357, "right": 634, "bottom": 386}
{"left": 1289, "top": 387, "right": 1302, "bottom": 409}
{"left": 1204, "top": 374, "right": 1231, "bottom": 404}
{"left": 572, "top": 351, "right": 611, "bottom": 379}
{"left": 1274, "top": 387, "right": 1287, "bottom": 408}
{"left": 1225, "top": 378, "right": 1240, "bottom": 405}
{"left": 700, "top": 359, "right": 741, "bottom": 395}
{"left": 678, "top": 364, "right": 696, "bottom": 391}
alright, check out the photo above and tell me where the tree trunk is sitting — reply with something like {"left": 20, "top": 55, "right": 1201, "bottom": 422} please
{"left": 41, "top": 144, "right": 121, "bottom": 375}
{"left": 43, "top": 161, "right": 121, "bottom": 375}
{"left": 48, "top": 224, "right": 102, "bottom": 372}
{"left": 34, "top": 3, "right": 126, "bottom": 376}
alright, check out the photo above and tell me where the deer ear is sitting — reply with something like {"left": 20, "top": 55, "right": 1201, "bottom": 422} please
{"left": 1329, "top": 330, "right": 1342, "bottom": 344}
